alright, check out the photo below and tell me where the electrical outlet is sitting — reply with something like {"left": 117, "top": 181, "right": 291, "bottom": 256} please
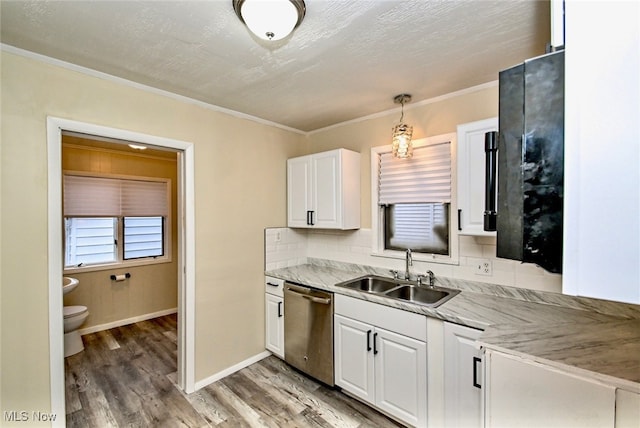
{"left": 476, "top": 259, "right": 493, "bottom": 276}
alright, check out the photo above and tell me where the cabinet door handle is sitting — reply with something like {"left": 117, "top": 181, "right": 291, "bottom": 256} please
{"left": 277, "top": 301, "right": 283, "bottom": 318}
{"left": 366, "top": 330, "right": 372, "bottom": 352}
{"left": 306, "top": 210, "right": 313, "bottom": 225}
{"left": 458, "top": 209, "right": 462, "bottom": 231}
{"left": 267, "top": 282, "right": 280, "bottom": 287}
{"left": 373, "top": 332, "right": 378, "bottom": 355}
{"left": 310, "top": 211, "right": 315, "bottom": 225}
{"left": 473, "top": 356, "right": 482, "bottom": 388}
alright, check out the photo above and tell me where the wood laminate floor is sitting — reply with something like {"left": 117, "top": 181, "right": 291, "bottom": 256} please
{"left": 65, "top": 314, "right": 403, "bottom": 427}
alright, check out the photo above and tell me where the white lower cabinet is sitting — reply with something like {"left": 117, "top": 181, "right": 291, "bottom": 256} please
{"left": 264, "top": 277, "right": 284, "bottom": 358}
{"left": 484, "top": 349, "right": 616, "bottom": 428}
{"left": 443, "top": 322, "right": 483, "bottom": 428}
{"left": 334, "top": 295, "right": 427, "bottom": 427}
{"left": 334, "top": 315, "right": 375, "bottom": 402}
{"left": 375, "top": 327, "right": 427, "bottom": 426}
{"left": 615, "top": 389, "right": 640, "bottom": 428}
{"left": 265, "top": 294, "right": 284, "bottom": 358}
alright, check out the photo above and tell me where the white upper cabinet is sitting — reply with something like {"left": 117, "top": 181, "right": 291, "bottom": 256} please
{"left": 456, "top": 118, "right": 498, "bottom": 236}
{"left": 550, "top": 0, "right": 565, "bottom": 49}
{"left": 287, "top": 156, "right": 313, "bottom": 227}
{"left": 287, "top": 148, "right": 360, "bottom": 229}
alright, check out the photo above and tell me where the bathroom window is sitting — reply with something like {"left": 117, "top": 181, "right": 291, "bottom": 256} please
{"left": 63, "top": 173, "right": 170, "bottom": 270}
{"left": 65, "top": 217, "right": 117, "bottom": 266}
{"left": 123, "top": 216, "right": 164, "bottom": 260}
{"left": 371, "top": 133, "right": 458, "bottom": 264}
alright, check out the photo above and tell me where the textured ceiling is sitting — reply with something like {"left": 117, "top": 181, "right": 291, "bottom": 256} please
{"left": 0, "top": 0, "right": 550, "bottom": 132}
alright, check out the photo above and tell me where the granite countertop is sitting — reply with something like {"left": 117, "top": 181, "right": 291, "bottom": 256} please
{"left": 265, "top": 262, "right": 640, "bottom": 393}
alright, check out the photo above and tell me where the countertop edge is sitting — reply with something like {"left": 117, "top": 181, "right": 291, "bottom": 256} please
{"left": 479, "top": 341, "right": 640, "bottom": 394}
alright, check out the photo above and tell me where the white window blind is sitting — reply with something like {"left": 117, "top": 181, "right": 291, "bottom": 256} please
{"left": 385, "top": 203, "right": 449, "bottom": 254}
{"left": 379, "top": 142, "right": 452, "bottom": 204}
{"left": 64, "top": 174, "right": 169, "bottom": 217}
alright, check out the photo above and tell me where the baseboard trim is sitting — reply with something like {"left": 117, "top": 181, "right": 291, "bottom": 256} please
{"left": 78, "top": 308, "right": 178, "bottom": 335}
{"left": 194, "top": 351, "right": 272, "bottom": 391}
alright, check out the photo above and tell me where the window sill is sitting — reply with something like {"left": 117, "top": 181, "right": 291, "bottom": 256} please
{"left": 63, "top": 256, "right": 172, "bottom": 275}
{"left": 370, "top": 249, "right": 459, "bottom": 266}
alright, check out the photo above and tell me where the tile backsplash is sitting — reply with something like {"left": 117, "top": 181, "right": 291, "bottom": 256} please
{"left": 265, "top": 227, "right": 562, "bottom": 293}
{"left": 265, "top": 228, "right": 308, "bottom": 270}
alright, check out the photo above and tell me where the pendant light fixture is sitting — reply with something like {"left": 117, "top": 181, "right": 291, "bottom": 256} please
{"left": 391, "top": 94, "right": 413, "bottom": 159}
{"left": 233, "top": 0, "right": 306, "bottom": 41}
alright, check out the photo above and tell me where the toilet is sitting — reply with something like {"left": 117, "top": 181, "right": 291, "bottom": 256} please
{"left": 63, "top": 305, "right": 89, "bottom": 357}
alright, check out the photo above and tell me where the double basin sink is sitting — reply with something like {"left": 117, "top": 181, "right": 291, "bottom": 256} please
{"left": 335, "top": 275, "right": 460, "bottom": 308}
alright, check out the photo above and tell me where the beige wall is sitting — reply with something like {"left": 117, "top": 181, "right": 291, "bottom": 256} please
{"left": 0, "top": 51, "right": 307, "bottom": 419}
{"left": 62, "top": 138, "right": 179, "bottom": 329}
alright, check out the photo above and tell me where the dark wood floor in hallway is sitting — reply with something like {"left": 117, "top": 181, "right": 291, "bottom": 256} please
{"left": 65, "top": 314, "right": 403, "bottom": 427}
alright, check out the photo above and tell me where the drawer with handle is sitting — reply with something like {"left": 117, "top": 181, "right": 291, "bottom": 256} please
{"left": 265, "top": 276, "right": 285, "bottom": 297}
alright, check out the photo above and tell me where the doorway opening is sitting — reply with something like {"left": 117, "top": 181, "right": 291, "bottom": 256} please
{"left": 47, "top": 117, "right": 196, "bottom": 419}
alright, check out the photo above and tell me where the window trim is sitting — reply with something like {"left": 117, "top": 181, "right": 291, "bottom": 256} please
{"left": 62, "top": 171, "right": 172, "bottom": 274}
{"left": 370, "top": 133, "right": 459, "bottom": 265}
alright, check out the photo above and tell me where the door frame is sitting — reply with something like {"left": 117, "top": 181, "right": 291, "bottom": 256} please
{"left": 47, "top": 117, "right": 196, "bottom": 420}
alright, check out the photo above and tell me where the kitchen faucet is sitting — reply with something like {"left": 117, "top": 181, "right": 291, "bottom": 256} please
{"left": 405, "top": 249, "right": 412, "bottom": 280}
{"left": 417, "top": 270, "right": 435, "bottom": 288}
{"left": 426, "top": 270, "right": 435, "bottom": 288}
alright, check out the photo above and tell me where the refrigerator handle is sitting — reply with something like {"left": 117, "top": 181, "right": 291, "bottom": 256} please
{"left": 484, "top": 131, "right": 498, "bottom": 231}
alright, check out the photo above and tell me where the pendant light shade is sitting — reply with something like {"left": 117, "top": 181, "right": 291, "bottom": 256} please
{"left": 392, "top": 94, "right": 413, "bottom": 159}
{"left": 233, "top": 0, "right": 306, "bottom": 41}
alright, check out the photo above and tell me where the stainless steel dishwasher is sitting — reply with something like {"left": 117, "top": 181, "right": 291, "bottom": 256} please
{"left": 284, "top": 282, "right": 334, "bottom": 386}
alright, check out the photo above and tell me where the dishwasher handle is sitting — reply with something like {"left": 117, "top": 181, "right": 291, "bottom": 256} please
{"left": 285, "top": 286, "right": 332, "bottom": 305}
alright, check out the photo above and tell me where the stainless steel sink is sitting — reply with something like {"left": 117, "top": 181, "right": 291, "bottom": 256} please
{"left": 335, "top": 275, "right": 402, "bottom": 294}
{"left": 335, "top": 275, "right": 460, "bottom": 308}
{"left": 384, "top": 285, "right": 460, "bottom": 307}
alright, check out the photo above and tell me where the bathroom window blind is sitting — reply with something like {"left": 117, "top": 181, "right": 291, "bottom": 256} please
{"left": 378, "top": 142, "right": 452, "bottom": 204}
{"left": 63, "top": 174, "right": 169, "bottom": 217}
{"left": 63, "top": 173, "right": 169, "bottom": 267}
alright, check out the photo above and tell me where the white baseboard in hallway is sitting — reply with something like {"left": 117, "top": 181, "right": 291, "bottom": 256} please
{"left": 78, "top": 307, "right": 178, "bottom": 336}
{"left": 194, "top": 350, "right": 271, "bottom": 391}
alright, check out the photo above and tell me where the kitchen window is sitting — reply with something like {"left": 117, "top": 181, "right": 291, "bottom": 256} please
{"left": 63, "top": 172, "right": 171, "bottom": 271}
{"left": 384, "top": 203, "right": 449, "bottom": 254}
{"left": 371, "top": 133, "right": 459, "bottom": 264}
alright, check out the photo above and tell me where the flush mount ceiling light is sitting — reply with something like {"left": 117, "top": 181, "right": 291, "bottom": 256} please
{"left": 233, "top": 0, "right": 306, "bottom": 41}
{"left": 391, "top": 94, "right": 413, "bottom": 159}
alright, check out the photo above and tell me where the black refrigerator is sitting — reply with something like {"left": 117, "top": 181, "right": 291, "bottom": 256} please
{"left": 493, "top": 50, "right": 564, "bottom": 274}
